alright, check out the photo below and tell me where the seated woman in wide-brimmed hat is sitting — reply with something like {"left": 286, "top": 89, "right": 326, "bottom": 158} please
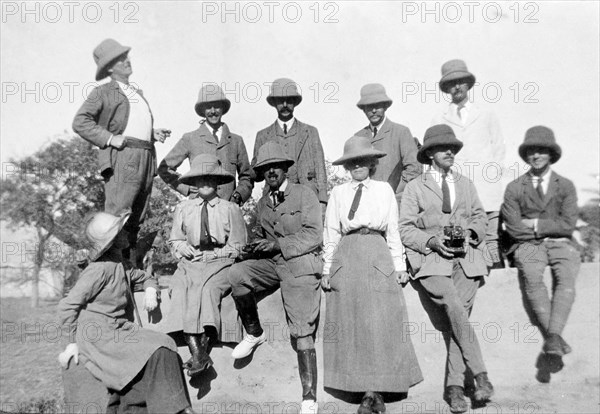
{"left": 58, "top": 210, "right": 195, "bottom": 414}
{"left": 322, "top": 135, "right": 423, "bottom": 414}
{"left": 163, "top": 153, "right": 247, "bottom": 377}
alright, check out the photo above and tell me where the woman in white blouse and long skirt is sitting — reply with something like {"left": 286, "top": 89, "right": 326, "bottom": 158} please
{"left": 322, "top": 136, "right": 422, "bottom": 413}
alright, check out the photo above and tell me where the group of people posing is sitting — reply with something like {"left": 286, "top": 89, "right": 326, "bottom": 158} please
{"left": 57, "top": 38, "right": 581, "bottom": 414}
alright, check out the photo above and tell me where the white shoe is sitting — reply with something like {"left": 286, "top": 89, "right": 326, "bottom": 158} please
{"left": 231, "top": 331, "right": 267, "bottom": 359}
{"left": 301, "top": 400, "right": 318, "bottom": 414}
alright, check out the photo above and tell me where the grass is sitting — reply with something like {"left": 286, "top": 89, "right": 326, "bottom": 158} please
{"left": 1, "top": 298, "right": 65, "bottom": 413}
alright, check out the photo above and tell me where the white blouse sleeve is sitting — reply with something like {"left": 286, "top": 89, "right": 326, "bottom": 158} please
{"left": 384, "top": 185, "right": 406, "bottom": 271}
{"left": 323, "top": 186, "right": 342, "bottom": 275}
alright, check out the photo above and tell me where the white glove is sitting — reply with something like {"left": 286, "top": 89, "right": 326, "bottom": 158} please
{"left": 58, "top": 343, "right": 79, "bottom": 369}
{"left": 144, "top": 287, "right": 158, "bottom": 312}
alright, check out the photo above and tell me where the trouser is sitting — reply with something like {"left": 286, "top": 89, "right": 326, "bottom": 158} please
{"left": 413, "top": 262, "right": 487, "bottom": 388}
{"left": 104, "top": 146, "right": 155, "bottom": 251}
{"left": 228, "top": 257, "right": 321, "bottom": 339}
{"left": 107, "top": 347, "right": 190, "bottom": 414}
{"left": 513, "top": 240, "right": 580, "bottom": 337}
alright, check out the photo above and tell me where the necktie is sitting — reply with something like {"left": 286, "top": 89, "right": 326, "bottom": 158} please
{"left": 200, "top": 200, "right": 212, "bottom": 247}
{"left": 348, "top": 183, "right": 363, "bottom": 220}
{"left": 441, "top": 173, "right": 452, "bottom": 213}
{"left": 272, "top": 191, "right": 279, "bottom": 206}
{"left": 536, "top": 177, "right": 544, "bottom": 199}
{"left": 283, "top": 123, "right": 287, "bottom": 135}
{"left": 457, "top": 104, "right": 465, "bottom": 121}
{"left": 373, "top": 127, "right": 378, "bottom": 139}
{"left": 212, "top": 127, "right": 219, "bottom": 143}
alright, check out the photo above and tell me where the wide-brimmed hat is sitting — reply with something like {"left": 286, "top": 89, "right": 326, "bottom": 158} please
{"left": 194, "top": 84, "right": 231, "bottom": 116}
{"left": 439, "top": 59, "right": 476, "bottom": 93}
{"left": 253, "top": 141, "right": 295, "bottom": 174}
{"left": 93, "top": 38, "right": 131, "bottom": 81}
{"left": 266, "top": 78, "right": 302, "bottom": 106}
{"left": 332, "top": 136, "right": 387, "bottom": 165}
{"left": 86, "top": 210, "right": 131, "bottom": 262}
{"left": 356, "top": 83, "right": 393, "bottom": 109}
{"left": 179, "top": 154, "right": 235, "bottom": 186}
{"left": 417, "top": 124, "right": 464, "bottom": 164}
{"left": 518, "top": 126, "right": 562, "bottom": 164}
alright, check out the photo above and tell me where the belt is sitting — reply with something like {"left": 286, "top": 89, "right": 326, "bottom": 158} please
{"left": 123, "top": 137, "right": 155, "bottom": 150}
{"left": 543, "top": 237, "right": 571, "bottom": 243}
{"left": 345, "top": 228, "right": 385, "bottom": 237}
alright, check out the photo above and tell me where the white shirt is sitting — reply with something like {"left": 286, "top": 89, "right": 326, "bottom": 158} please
{"left": 117, "top": 81, "right": 153, "bottom": 141}
{"left": 323, "top": 178, "right": 406, "bottom": 273}
{"left": 427, "top": 164, "right": 456, "bottom": 209}
{"left": 370, "top": 116, "right": 387, "bottom": 137}
{"left": 450, "top": 100, "right": 471, "bottom": 124}
{"left": 528, "top": 168, "right": 552, "bottom": 195}
{"left": 206, "top": 122, "right": 222, "bottom": 142}
{"left": 277, "top": 118, "right": 295, "bottom": 134}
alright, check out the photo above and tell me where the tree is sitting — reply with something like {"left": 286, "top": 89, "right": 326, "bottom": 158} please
{"left": 0, "top": 133, "right": 104, "bottom": 306}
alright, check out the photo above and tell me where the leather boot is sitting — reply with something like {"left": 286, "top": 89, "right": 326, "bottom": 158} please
{"left": 371, "top": 392, "right": 385, "bottom": 413}
{"left": 357, "top": 392, "right": 375, "bottom": 414}
{"left": 473, "top": 372, "right": 494, "bottom": 402}
{"left": 231, "top": 293, "right": 266, "bottom": 359}
{"left": 184, "top": 333, "right": 213, "bottom": 377}
{"left": 297, "top": 349, "right": 318, "bottom": 401}
{"left": 444, "top": 386, "right": 468, "bottom": 413}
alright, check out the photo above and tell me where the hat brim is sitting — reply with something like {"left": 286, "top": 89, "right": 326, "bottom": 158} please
{"left": 95, "top": 46, "right": 131, "bottom": 81}
{"left": 356, "top": 99, "right": 393, "bottom": 110}
{"left": 253, "top": 158, "right": 295, "bottom": 172}
{"left": 417, "top": 141, "right": 464, "bottom": 164}
{"left": 194, "top": 99, "right": 231, "bottom": 116}
{"left": 88, "top": 211, "right": 131, "bottom": 262}
{"left": 179, "top": 172, "right": 235, "bottom": 186}
{"left": 266, "top": 95, "right": 302, "bottom": 107}
{"left": 439, "top": 73, "right": 476, "bottom": 93}
{"left": 332, "top": 150, "right": 386, "bottom": 166}
{"left": 518, "top": 143, "right": 562, "bottom": 164}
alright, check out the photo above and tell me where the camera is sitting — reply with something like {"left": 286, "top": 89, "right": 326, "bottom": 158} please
{"left": 443, "top": 225, "right": 466, "bottom": 254}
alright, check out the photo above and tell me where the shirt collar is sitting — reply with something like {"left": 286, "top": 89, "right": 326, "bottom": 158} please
{"left": 116, "top": 80, "right": 136, "bottom": 92}
{"left": 196, "top": 195, "right": 219, "bottom": 207}
{"left": 277, "top": 118, "right": 295, "bottom": 131}
{"left": 370, "top": 116, "right": 386, "bottom": 131}
{"left": 351, "top": 177, "right": 370, "bottom": 190}
{"left": 528, "top": 167, "right": 552, "bottom": 182}
{"left": 428, "top": 164, "right": 455, "bottom": 180}
{"left": 451, "top": 100, "right": 470, "bottom": 111}
{"left": 272, "top": 179, "right": 288, "bottom": 194}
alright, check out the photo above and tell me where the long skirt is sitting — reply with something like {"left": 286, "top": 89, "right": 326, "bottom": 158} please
{"left": 323, "top": 233, "right": 423, "bottom": 392}
{"left": 164, "top": 258, "right": 233, "bottom": 336}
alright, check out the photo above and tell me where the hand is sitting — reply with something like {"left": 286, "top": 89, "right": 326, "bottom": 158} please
{"left": 395, "top": 270, "right": 410, "bottom": 285}
{"left": 252, "top": 239, "right": 280, "bottom": 253}
{"left": 110, "top": 134, "right": 125, "bottom": 149}
{"left": 58, "top": 343, "right": 79, "bottom": 369}
{"left": 144, "top": 287, "right": 158, "bottom": 312}
{"left": 321, "top": 274, "right": 331, "bottom": 291}
{"left": 153, "top": 128, "right": 171, "bottom": 143}
{"left": 177, "top": 243, "right": 196, "bottom": 259}
{"left": 521, "top": 219, "right": 536, "bottom": 229}
{"left": 230, "top": 193, "right": 243, "bottom": 206}
{"left": 427, "top": 235, "right": 455, "bottom": 259}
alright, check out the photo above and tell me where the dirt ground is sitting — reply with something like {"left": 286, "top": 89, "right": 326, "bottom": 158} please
{"left": 1, "top": 263, "right": 598, "bottom": 413}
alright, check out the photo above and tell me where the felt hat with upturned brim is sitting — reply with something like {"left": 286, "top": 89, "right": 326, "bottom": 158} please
{"left": 179, "top": 154, "right": 235, "bottom": 186}
{"left": 518, "top": 126, "right": 562, "bottom": 164}
{"left": 93, "top": 38, "right": 131, "bottom": 81}
{"left": 194, "top": 84, "right": 232, "bottom": 116}
{"left": 253, "top": 141, "right": 295, "bottom": 174}
{"left": 332, "top": 135, "right": 387, "bottom": 165}
{"left": 417, "top": 124, "right": 464, "bottom": 164}
{"left": 356, "top": 83, "right": 393, "bottom": 109}
{"left": 266, "top": 78, "right": 303, "bottom": 106}
{"left": 86, "top": 210, "right": 131, "bottom": 262}
{"left": 439, "top": 59, "right": 476, "bottom": 93}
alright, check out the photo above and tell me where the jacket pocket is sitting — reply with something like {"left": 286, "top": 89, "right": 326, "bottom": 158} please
{"left": 371, "top": 260, "right": 396, "bottom": 293}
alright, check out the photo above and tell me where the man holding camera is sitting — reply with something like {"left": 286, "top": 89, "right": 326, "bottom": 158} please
{"left": 399, "top": 125, "right": 493, "bottom": 413}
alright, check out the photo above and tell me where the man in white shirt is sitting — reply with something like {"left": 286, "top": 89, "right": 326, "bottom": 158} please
{"left": 432, "top": 59, "right": 506, "bottom": 269}
{"left": 73, "top": 39, "right": 171, "bottom": 265}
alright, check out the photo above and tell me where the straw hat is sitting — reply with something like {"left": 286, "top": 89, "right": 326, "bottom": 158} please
{"left": 266, "top": 78, "right": 302, "bottom": 106}
{"left": 439, "top": 59, "right": 476, "bottom": 93}
{"left": 332, "top": 136, "right": 386, "bottom": 165}
{"left": 253, "top": 141, "right": 295, "bottom": 173}
{"left": 194, "top": 84, "right": 231, "bottom": 116}
{"left": 93, "top": 38, "right": 131, "bottom": 81}
{"left": 356, "top": 83, "right": 393, "bottom": 109}
{"left": 86, "top": 210, "right": 131, "bottom": 261}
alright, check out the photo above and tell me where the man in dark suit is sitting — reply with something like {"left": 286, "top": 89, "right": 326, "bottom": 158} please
{"left": 354, "top": 83, "right": 421, "bottom": 208}
{"left": 158, "top": 84, "right": 253, "bottom": 205}
{"left": 501, "top": 126, "right": 580, "bottom": 382}
{"left": 73, "top": 39, "right": 171, "bottom": 265}
{"left": 229, "top": 142, "right": 322, "bottom": 414}
{"left": 252, "top": 78, "right": 328, "bottom": 213}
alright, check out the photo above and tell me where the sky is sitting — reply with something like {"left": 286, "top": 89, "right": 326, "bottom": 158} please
{"left": 1, "top": 0, "right": 599, "bottom": 204}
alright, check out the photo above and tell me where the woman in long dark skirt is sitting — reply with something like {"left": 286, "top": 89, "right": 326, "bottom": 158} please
{"left": 322, "top": 136, "right": 423, "bottom": 413}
